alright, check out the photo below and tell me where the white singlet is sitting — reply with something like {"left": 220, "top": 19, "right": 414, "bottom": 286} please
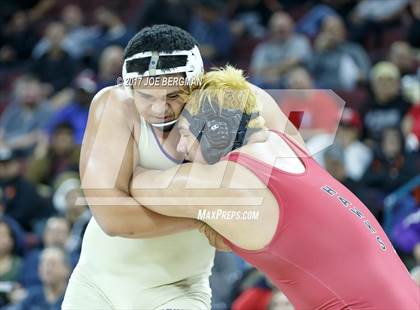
{"left": 62, "top": 116, "right": 215, "bottom": 309}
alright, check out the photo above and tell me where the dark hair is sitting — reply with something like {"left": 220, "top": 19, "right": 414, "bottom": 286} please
{"left": 124, "top": 24, "right": 198, "bottom": 73}
{"left": 53, "top": 122, "right": 75, "bottom": 134}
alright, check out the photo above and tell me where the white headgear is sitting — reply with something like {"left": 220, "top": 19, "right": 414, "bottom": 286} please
{"left": 122, "top": 45, "right": 203, "bottom": 86}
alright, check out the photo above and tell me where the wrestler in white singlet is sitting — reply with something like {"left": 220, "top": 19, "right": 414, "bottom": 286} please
{"left": 62, "top": 116, "right": 215, "bottom": 309}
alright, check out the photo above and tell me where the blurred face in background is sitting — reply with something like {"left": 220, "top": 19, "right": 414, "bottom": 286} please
{"left": 287, "top": 67, "right": 313, "bottom": 89}
{"left": 131, "top": 74, "right": 185, "bottom": 126}
{"left": 382, "top": 128, "right": 402, "bottom": 159}
{"left": 10, "top": 11, "right": 28, "bottom": 33}
{"left": 95, "top": 6, "right": 118, "bottom": 29}
{"left": 372, "top": 75, "right": 400, "bottom": 103}
{"left": 43, "top": 218, "right": 70, "bottom": 248}
{"left": 14, "top": 77, "right": 43, "bottom": 108}
{"left": 51, "top": 126, "right": 75, "bottom": 156}
{"left": 197, "top": 4, "right": 220, "bottom": 23}
{"left": 0, "top": 223, "right": 14, "bottom": 257}
{"left": 321, "top": 16, "right": 346, "bottom": 46}
{"left": 65, "top": 188, "right": 86, "bottom": 223}
{"left": 0, "top": 159, "right": 20, "bottom": 182}
{"left": 390, "top": 41, "right": 414, "bottom": 74}
{"left": 99, "top": 46, "right": 124, "bottom": 80}
{"left": 39, "top": 248, "right": 70, "bottom": 287}
{"left": 61, "top": 4, "right": 83, "bottom": 29}
{"left": 269, "top": 12, "right": 293, "bottom": 42}
{"left": 75, "top": 88, "right": 94, "bottom": 107}
{"left": 411, "top": 0, "right": 420, "bottom": 18}
{"left": 45, "top": 22, "right": 66, "bottom": 49}
{"left": 337, "top": 125, "right": 359, "bottom": 147}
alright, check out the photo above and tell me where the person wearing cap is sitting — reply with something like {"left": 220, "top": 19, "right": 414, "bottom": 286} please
{"left": 361, "top": 61, "right": 411, "bottom": 146}
{"left": 63, "top": 24, "right": 305, "bottom": 309}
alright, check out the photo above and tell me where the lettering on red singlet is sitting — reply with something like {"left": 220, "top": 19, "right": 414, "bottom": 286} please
{"left": 320, "top": 185, "right": 387, "bottom": 252}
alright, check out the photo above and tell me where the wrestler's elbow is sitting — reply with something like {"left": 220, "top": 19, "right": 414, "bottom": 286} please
{"left": 93, "top": 212, "right": 139, "bottom": 237}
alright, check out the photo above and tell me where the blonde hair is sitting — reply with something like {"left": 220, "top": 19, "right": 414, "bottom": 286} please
{"left": 183, "top": 65, "right": 265, "bottom": 129}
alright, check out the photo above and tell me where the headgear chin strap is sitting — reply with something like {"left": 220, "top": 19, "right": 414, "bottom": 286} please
{"left": 122, "top": 45, "right": 203, "bottom": 130}
{"left": 150, "top": 119, "right": 178, "bottom": 132}
{"left": 182, "top": 99, "right": 261, "bottom": 164}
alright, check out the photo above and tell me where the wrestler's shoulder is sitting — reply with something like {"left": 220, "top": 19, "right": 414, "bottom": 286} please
{"left": 89, "top": 86, "right": 135, "bottom": 120}
{"left": 91, "top": 85, "right": 133, "bottom": 107}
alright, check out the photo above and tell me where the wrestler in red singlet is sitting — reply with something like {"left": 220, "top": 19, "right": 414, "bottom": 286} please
{"left": 224, "top": 131, "right": 420, "bottom": 310}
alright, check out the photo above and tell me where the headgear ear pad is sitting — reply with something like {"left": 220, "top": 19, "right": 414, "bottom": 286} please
{"left": 182, "top": 98, "right": 260, "bottom": 164}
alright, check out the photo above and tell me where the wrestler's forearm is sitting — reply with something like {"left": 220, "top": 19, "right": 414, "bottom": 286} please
{"left": 84, "top": 188, "right": 200, "bottom": 238}
{"left": 130, "top": 164, "right": 204, "bottom": 219}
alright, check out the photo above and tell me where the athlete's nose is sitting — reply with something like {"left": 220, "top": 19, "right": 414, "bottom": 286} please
{"left": 150, "top": 98, "right": 167, "bottom": 116}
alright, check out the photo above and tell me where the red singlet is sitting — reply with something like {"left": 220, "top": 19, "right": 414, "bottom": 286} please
{"left": 223, "top": 131, "right": 420, "bottom": 309}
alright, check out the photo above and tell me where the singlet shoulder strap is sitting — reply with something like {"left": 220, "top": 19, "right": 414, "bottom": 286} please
{"left": 269, "top": 129, "right": 309, "bottom": 159}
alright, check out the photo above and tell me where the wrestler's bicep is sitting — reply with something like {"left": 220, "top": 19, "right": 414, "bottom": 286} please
{"left": 81, "top": 93, "right": 134, "bottom": 192}
{"left": 198, "top": 165, "right": 278, "bottom": 250}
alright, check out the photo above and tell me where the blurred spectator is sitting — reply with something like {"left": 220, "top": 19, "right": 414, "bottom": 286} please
{"left": 361, "top": 62, "right": 411, "bottom": 145}
{"left": 408, "top": 0, "right": 420, "bottom": 48}
{"left": 350, "top": 0, "right": 409, "bottom": 24}
{"left": 232, "top": 287, "right": 272, "bottom": 310}
{"left": 18, "top": 217, "right": 70, "bottom": 289}
{"left": 228, "top": 0, "right": 277, "bottom": 39}
{"left": 361, "top": 127, "right": 420, "bottom": 217}
{"left": 0, "top": 148, "right": 53, "bottom": 232}
{"left": 0, "top": 11, "right": 38, "bottom": 68}
{"left": 90, "top": 6, "right": 134, "bottom": 58}
{"left": 307, "top": 107, "right": 372, "bottom": 182}
{"left": 134, "top": 0, "right": 193, "bottom": 31}
{"left": 14, "top": 247, "right": 70, "bottom": 310}
{"left": 26, "top": 123, "right": 80, "bottom": 186}
{"left": 389, "top": 41, "right": 417, "bottom": 76}
{"left": 0, "top": 220, "right": 22, "bottom": 307}
{"left": 230, "top": 269, "right": 273, "bottom": 310}
{"left": 250, "top": 12, "right": 311, "bottom": 87}
{"left": 31, "top": 22, "right": 78, "bottom": 93}
{"left": 210, "top": 252, "right": 244, "bottom": 310}
{"left": 349, "top": 0, "right": 409, "bottom": 46}
{"left": 0, "top": 75, "right": 52, "bottom": 154}
{"left": 393, "top": 207, "right": 420, "bottom": 264}
{"left": 33, "top": 5, "right": 97, "bottom": 60}
{"left": 52, "top": 173, "right": 89, "bottom": 265}
{"left": 47, "top": 73, "right": 96, "bottom": 145}
{"left": 188, "top": 0, "right": 233, "bottom": 64}
{"left": 96, "top": 46, "right": 124, "bottom": 90}
{"left": 279, "top": 67, "right": 342, "bottom": 139}
{"left": 401, "top": 74, "right": 420, "bottom": 152}
{"left": 295, "top": 3, "right": 338, "bottom": 39}
{"left": 309, "top": 15, "right": 371, "bottom": 90}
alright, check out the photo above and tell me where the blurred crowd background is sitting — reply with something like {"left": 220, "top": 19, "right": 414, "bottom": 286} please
{"left": 0, "top": 0, "right": 419, "bottom": 309}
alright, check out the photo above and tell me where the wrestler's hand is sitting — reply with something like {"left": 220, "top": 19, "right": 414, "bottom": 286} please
{"left": 199, "top": 223, "right": 231, "bottom": 252}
